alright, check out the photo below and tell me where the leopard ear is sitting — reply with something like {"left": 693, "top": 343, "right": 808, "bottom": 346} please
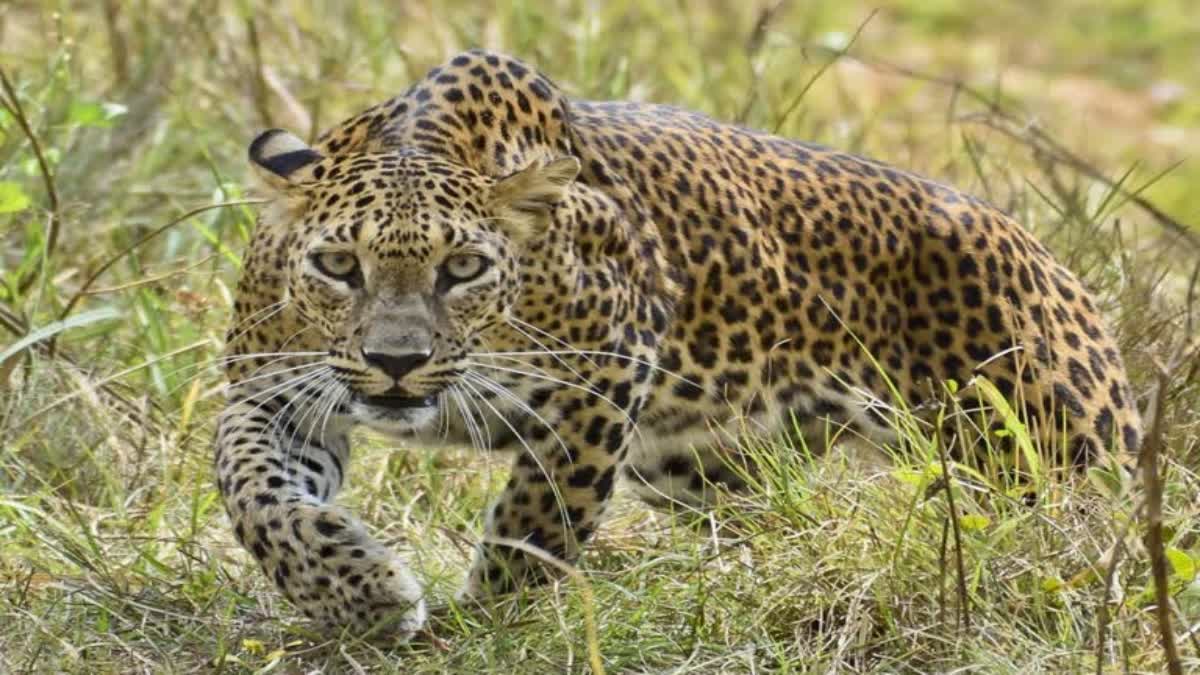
{"left": 489, "top": 156, "right": 579, "bottom": 239}
{"left": 248, "top": 129, "right": 323, "bottom": 191}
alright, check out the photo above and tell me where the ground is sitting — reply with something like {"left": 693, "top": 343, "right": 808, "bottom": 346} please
{"left": 1, "top": 1, "right": 1199, "bottom": 673}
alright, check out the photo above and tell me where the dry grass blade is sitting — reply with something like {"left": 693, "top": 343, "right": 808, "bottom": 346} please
{"left": 1141, "top": 325, "right": 1200, "bottom": 675}
{"left": 1094, "top": 517, "right": 1134, "bottom": 674}
{"left": 0, "top": 307, "right": 121, "bottom": 367}
{"left": 56, "top": 199, "right": 264, "bottom": 322}
{"left": 935, "top": 429, "right": 971, "bottom": 631}
{"left": 17, "top": 339, "right": 209, "bottom": 424}
{"left": 0, "top": 303, "right": 29, "bottom": 337}
{"left": 1142, "top": 361, "right": 1186, "bottom": 674}
{"left": 771, "top": 9, "right": 878, "bottom": 134}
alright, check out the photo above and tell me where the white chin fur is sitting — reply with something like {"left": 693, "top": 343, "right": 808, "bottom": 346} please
{"left": 351, "top": 401, "right": 438, "bottom": 437}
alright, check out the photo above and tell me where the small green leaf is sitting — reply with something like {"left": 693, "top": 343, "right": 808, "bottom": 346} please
{"left": 242, "top": 639, "right": 266, "bottom": 655}
{"left": 68, "top": 101, "right": 108, "bottom": 127}
{"left": 1041, "top": 576, "right": 1064, "bottom": 594}
{"left": 959, "top": 514, "right": 991, "bottom": 531}
{"left": 1167, "top": 547, "right": 1196, "bottom": 582}
{"left": 67, "top": 100, "right": 126, "bottom": 128}
{"left": 0, "top": 181, "right": 31, "bottom": 213}
{"left": 975, "top": 376, "right": 1041, "bottom": 483}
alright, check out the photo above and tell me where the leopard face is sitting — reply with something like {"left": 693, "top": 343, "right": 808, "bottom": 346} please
{"left": 247, "top": 130, "right": 580, "bottom": 436}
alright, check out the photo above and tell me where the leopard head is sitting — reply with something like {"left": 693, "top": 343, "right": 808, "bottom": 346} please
{"left": 247, "top": 128, "right": 580, "bottom": 435}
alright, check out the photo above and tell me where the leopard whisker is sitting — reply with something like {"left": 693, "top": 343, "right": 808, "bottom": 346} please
{"left": 464, "top": 359, "right": 647, "bottom": 446}
{"left": 225, "top": 364, "right": 330, "bottom": 412}
{"left": 448, "top": 384, "right": 485, "bottom": 453}
{"left": 507, "top": 316, "right": 604, "bottom": 370}
{"left": 437, "top": 390, "right": 450, "bottom": 442}
{"left": 289, "top": 369, "right": 340, "bottom": 455}
{"left": 263, "top": 367, "right": 332, "bottom": 443}
{"left": 295, "top": 372, "right": 350, "bottom": 493}
{"left": 464, "top": 371, "right": 574, "bottom": 463}
{"left": 225, "top": 368, "right": 336, "bottom": 476}
{"left": 501, "top": 318, "right": 595, "bottom": 388}
{"left": 220, "top": 360, "right": 328, "bottom": 395}
{"left": 456, "top": 382, "right": 492, "bottom": 451}
{"left": 317, "top": 380, "right": 352, "bottom": 450}
{"left": 457, "top": 376, "right": 569, "bottom": 530}
{"left": 224, "top": 300, "right": 289, "bottom": 345}
{"left": 278, "top": 369, "right": 343, "bottom": 483}
{"left": 269, "top": 368, "right": 333, "bottom": 445}
{"left": 160, "top": 333, "right": 321, "bottom": 397}
{"left": 471, "top": 349, "right": 701, "bottom": 388}
{"left": 214, "top": 350, "right": 327, "bottom": 365}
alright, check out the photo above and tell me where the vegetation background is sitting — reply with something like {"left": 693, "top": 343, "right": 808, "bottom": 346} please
{"left": 2, "top": 1, "right": 1198, "bottom": 672}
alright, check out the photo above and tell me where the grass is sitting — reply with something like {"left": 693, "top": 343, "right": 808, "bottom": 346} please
{"left": 2, "top": 1, "right": 1200, "bottom": 672}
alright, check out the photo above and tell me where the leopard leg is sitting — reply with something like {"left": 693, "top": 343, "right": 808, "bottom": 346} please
{"left": 455, "top": 379, "right": 644, "bottom": 601}
{"left": 623, "top": 440, "right": 758, "bottom": 510}
{"left": 215, "top": 392, "right": 426, "bottom": 636}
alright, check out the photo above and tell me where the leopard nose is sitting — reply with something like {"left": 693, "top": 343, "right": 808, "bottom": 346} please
{"left": 361, "top": 349, "right": 431, "bottom": 379}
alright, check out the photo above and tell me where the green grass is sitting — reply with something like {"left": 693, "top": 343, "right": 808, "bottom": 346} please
{"left": 2, "top": 1, "right": 1200, "bottom": 672}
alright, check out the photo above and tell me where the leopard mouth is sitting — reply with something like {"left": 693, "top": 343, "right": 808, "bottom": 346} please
{"left": 350, "top": 390, "right": 439, "bottom": 437}
{"left": 356, "top": 393, "right": 436, "bottom": 411}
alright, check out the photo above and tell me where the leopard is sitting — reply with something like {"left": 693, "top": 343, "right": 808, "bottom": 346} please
{"left": 214, "top": 49, "right": 1140, "bottom": 637}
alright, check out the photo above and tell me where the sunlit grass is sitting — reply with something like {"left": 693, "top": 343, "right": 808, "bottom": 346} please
{"left": 2, "top": 1, "right": 1199, "bottom": 672}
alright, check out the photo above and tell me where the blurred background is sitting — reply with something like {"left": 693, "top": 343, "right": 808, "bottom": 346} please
{"left": 1, "top": 1, "right": 1198, "bottom": 672}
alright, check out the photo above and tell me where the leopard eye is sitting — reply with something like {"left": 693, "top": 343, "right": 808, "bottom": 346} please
{"left": 311, "top": 251, "right": 362, "bottom": 286}
{"left": 442, "top": 254, "right": 490, "bottom": 284}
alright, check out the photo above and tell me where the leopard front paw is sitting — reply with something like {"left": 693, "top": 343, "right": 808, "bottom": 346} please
{"left": 282, "top": 544, "right": 427, "bottom": 640}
